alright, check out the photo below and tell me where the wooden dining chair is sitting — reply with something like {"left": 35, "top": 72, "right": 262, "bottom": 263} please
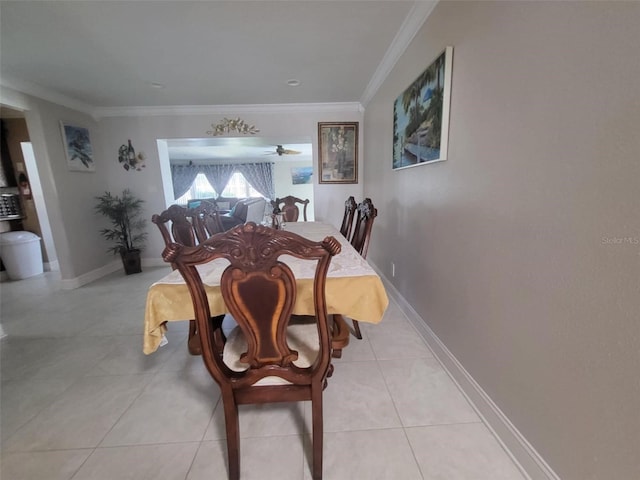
{"left": 163, "top": 222, "right": 341, "bottom": 480}
{"left": 347, "top": 198, "right": 378, "bottom": 339}
{"left": 351, "top": 198, "right": 377, "bottom": 260}
{"left": 339, "top": 196, "right": 357, "bottom": 240}
{"left": 192, "top": 199, "right": 225, "bottom": 239}
{"left": 271, "top": 195, "right": 310, "bottom": 222}
{"left": 152, "top": 204, "right": 210, "bottom": 355}
{"left": 151, "top": 204, "right": 199, "bottom": 249}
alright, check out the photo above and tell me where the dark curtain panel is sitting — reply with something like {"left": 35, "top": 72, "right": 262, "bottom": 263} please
{"left": 201, "top": 164, "right": 236, "bottom": 198}
{"left": 171, "top": 162, "right": 275, "bottom": 200}
{"left": 170, "top": 164, "right": 200, "bottom": 199}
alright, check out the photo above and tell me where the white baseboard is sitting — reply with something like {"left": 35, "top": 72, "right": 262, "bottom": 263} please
{"left": 59, "top": 257, "right": 168, "bottom": 289}
{"left": 142, "top": 257, "right": 168, "bottom": 268}
{"left": 60, "top": 259, "right": 121, "bottom": 290}
{"left": 370, "top": 262, "right": 560, "bottom": 480}
{"left": 43, "top": 260, "right": 60, "bottom": 272}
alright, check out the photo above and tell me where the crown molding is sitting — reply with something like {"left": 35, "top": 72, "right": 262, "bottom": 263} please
{"left": 360, "top": 0, "right": 439, "bottom": 108}
{"left": 0, "top": 75, "right": 96, "bottom": 118}
{"left": 0, "top": 77, "right": 363, "bottom": 118}
{"left": 94, "top": 102, "right": 363, "bottom": 119}
{"left": 1, "top": 75, "right": 363, "bottom": 118}
{"left": 0, "top": 84, "right": 30, "bottom": 112}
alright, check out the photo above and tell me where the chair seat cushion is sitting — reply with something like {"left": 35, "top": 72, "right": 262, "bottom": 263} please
{"left": 223, "top": 317, "right": 320, "bottom": 386}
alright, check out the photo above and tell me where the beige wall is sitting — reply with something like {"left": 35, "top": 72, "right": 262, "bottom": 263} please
{"left": 98, "top": 110, "right": 362, "bottom": 263}
{"left": 273, "top": 159, "right": 315, "bottom": 221}
{"left": 364, "top": 2, "right": 640, "bottom": 479}
{"left": 0, "top": 91, "right": 111, "bottom": 280}
{"left": 1, "top": 99, "right": 363, "bottom": 281}
{"left": 24, "top": 97, "right": 109, "bottom": 279}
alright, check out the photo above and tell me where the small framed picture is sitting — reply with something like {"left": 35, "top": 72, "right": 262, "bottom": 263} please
{"left": 60, "top": 122, "right": 95, "bottom": 172}
{"left": 318, "top": 122, "right": 358, "bottom": 184}
{"left": 290, "top": 166, "right": 313, "bottom": 185}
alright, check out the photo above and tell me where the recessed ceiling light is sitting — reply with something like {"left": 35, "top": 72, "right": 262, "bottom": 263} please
{"left": 149, "top": 82, "right": 165, "bottom": 89}
{"left": 286, "top": 79, "right": 301, "bottom": 87}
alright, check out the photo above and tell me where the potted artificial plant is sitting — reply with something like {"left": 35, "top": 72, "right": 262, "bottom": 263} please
{"left": 95, "top": 189, "right": 147, "bottom": 275}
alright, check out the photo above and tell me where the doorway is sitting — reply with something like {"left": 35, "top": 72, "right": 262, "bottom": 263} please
{"left": 0, "top": 106, "right": 58, "bottom": 271}
{"left": 157, "top": 136, "right": 315, "bottom": 219}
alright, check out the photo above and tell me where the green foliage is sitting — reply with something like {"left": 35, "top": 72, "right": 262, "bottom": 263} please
{"left": 94, "top": 189, "right": 147, "bottom": 254}
{"left": 404, "top": 106, "right": 426, "bottom": 140}
{"left": 424, "top": 87, "right": 443, "bottom": 148}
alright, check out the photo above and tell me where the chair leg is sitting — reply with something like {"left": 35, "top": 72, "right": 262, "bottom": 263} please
{"left": 210, "top": 314, "right": 227, "bottom": 355}
{"left": 352, "top": 319, "right": 362, "bottom": 340}
{"left": 187, "top": 320, "right": 202, "bottom": 355}
{"left": 222, "top": 395, "right": 240, "bottom": 480}
{"left": 311, "top": 384, "right": 324, "bottom": 480}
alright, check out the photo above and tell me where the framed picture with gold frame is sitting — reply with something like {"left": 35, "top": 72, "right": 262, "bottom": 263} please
{"left": 318, "top": 122, "right": 358, "bottom": 184}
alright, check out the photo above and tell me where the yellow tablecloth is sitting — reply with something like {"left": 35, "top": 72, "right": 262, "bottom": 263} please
{"left": 143, "top": 222, "right": 388, "bottom": 354}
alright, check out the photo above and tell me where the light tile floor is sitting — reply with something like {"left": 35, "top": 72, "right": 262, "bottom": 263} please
{"left": 1, "top": 267, "right": 527, "bottom": 480}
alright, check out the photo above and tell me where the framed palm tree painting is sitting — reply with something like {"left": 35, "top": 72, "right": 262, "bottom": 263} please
{"left": 393, "top": 46, "right": 453, "bottom": 170}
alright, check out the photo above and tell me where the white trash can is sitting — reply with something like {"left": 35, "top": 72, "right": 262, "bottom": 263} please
{"left": 0, "top": 231, "right": 44, "bottom": 280}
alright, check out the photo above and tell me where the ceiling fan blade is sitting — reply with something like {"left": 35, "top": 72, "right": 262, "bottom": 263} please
{"left": 283, "top": 149, "right": 302, "bottom": 155}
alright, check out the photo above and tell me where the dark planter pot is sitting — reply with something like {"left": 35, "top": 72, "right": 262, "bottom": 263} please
{"left": 120, "top": 248, "right": 142, "bottom": 275}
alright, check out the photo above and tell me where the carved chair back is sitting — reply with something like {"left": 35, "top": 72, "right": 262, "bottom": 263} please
{"left": 192, "top": 200, "right": 225, "bottom": 239}
{"left": 164, "top": 222, "right": 340, "bottom": 480}
{"left": 271, "top": 195, "right": 310, "bottom": 222}
{"left": 350, "top": 198, "right": 378, "bottom": 260}
{"left": 339, "top": 196, "right": 358, "bottom": 241}
{"left": 151, "top": 204, "right": 199, "bottom": 251}
{"left": 151, "top": 205, "right": 206, "bottom": 355}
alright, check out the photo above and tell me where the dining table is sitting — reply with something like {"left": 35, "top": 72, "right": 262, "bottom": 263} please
{"left": 143, "top": 221, "right": 389, "bottom": 356}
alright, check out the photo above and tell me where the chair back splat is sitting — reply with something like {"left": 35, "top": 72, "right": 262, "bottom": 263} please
{"left": 192, "top": 200, "right": 225, "bottom": 239}
{"left": 151, "top": 204, "right": 199, "bottom": 249}
{"left": 339, "top": 196, "right": 357, "bottom": 241}
{"left": 271, "top": 195, "right": 310, "bottom": 222}
{"left": 350, "top": 198, "right": 378, "bottom": 259}
{"left": 163, "top": 222, "right": 340, "bottom": 480}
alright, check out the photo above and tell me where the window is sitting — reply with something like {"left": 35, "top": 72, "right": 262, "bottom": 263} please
{"left": 220, "top": 172, "right": 261, "bottom": 198}
{"left": 175, "top": 173, "right": 216, "bottom": 204}
{"left": 176, "top": 172, "right": 261, "bottom": 204}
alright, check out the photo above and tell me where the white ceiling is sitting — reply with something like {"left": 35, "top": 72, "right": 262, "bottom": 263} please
{"left": 0, "top": 1, "right": 434, "bottom": 111}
